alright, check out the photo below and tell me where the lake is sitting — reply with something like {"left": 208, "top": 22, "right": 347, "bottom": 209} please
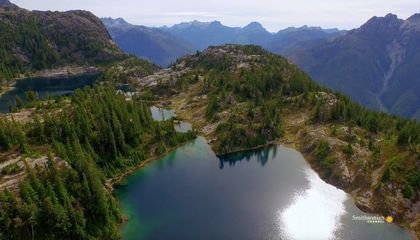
{"left": 0, "top": 73, "right": 100, "bottom": 113}
{"left": 115, "top": 109, "right": 413, "bottom": 240}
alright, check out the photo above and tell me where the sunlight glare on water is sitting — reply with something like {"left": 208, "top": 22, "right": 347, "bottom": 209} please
{"left": 279, "top": 169, "right": 347, "bottom": 240}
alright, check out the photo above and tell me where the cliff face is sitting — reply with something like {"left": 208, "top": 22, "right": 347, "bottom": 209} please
{"left": 0, "top": 3, "right": 123, "bottom": 80}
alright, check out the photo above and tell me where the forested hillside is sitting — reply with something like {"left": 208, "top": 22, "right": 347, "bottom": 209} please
{"left": 125, "top": 45, "right": 419, "bottom": 236}
{"left": 0, "top": 85, "right": 195, "bottom": 239}
{"left": 0, "top": 3, "right": 123, "bottom": 80}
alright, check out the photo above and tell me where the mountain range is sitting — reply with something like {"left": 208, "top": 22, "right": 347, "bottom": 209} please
{"left": 102, "top": 15, "right": 420, "bottom": 120}
{"left": 102, "top": 17, "right": 193, "bottom": 67}
{"left": 102, "top": 18, "right": 343, "bottom": 67}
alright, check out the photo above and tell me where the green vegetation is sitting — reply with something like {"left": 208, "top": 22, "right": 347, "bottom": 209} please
{"left": 168, "top": 45, "right": 317, "bottom": 153}
{"left": 403, "top": 171, "right": 420, "bottom": 199}
{"left": 0, "top": 163, "right": 22, "bottom": 175}
{"left": 343, "top": 143, "right": 354, "bottom": 156}
{"left": 0, "top": 86, "right": 195, "bottom": 239}
{"left": 150, "top": 45, "right": 419, "bottom": 209}
{"left": 167, "top": 45, "right": 419, "bottom": 154}
{"left": 0, "top": 118, "right": 27, "bottom": 152}
{"left": 381, "top": 156, "right": 402, "bottom": 182}
{"left": 0, "top": 7, "right": 121, "bottom": 81}
{"left": 100, "top": 56, "right": 159, "bottom": 84}
{"left": 0, "top": 15, "right": 58, "bottom": 79}
{"left": 0, "top": 42, "right": 419, "bottom": 238}
{"left": 314, "top": 140, "right": 335, "bottom": 172}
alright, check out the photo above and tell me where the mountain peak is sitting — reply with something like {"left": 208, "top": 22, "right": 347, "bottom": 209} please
{"left": 384, "top": 13, "right": 398, "bottom": 19}
{"left": 210, "top": 20, "right": 222, "bottom": 26}
{"left": 101, "top": 17, "right": 131, "bottom": 28}
{"left": 243, "top": 22, "right": 266, "bottom": 31}
{"left": 361, "top": 13, "right": 403, "bottom": 31}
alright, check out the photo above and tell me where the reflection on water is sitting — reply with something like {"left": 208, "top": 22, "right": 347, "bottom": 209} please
{"left": 279, "top": 169, "right": 347, "bottom": 240}
{"left": 115, "top": 138, "right": 412, "bottom": 240}
{"left": 218, "top": 146, "right": 277, "bottom": 169}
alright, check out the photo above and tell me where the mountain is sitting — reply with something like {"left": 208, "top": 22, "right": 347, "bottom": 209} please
{"left": 291, "top": 13, "right": 420, "bottom": 119}
{"left": 0, "top": 0, "right": 15, "bottom": 7}
{"left": 266, "top": 25, "right": 345, "bottom": 56}
{"left": 162, "top": 20, "right": 343, "bottom": 59}
{"left": 103, "top": 18, "right": 340, "bottom": 67}
{"left": 162, "top": 20, "right": 275, "bottom": 48}
{"left": 115, "top": 45, "right": 419, "bottom": 237}
{"left": 0, "top": 2, "right": 122, "bottom": 80}
{"left": 238, "top": 21, "right": 273, "bottom": 46}
{"left": 163, "top": 20, "right": 240, "bottom": 49}
{"left": 102, "top": 17, "right": 195, "bottom": 66}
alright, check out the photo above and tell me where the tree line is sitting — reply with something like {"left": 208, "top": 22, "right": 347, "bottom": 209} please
{"left": 0, "top": 86, "right": 196, "bottom": 239}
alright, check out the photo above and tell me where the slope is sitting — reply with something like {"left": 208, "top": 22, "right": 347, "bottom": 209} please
{"left": 292, "top": 13, "right": 420, "bottom": 119}
{"left": 102, "top": 17, "right": 195, "bottom": 67}
{"left": 0, "top": 3, "right": 123, "bottom": 81}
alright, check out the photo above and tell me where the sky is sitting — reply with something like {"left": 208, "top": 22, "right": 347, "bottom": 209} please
{"left": 13, "top": 0, "right": 420, "bottom": 31}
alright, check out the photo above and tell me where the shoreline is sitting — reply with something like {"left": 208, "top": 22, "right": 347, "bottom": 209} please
{"left": 108, "top": 142, "right": 195, "bottom": 233}
{"left": 210, "top": 139, "right": 418, "bottom": 240}
{"left": 160, "top": 88, "right": 419, "bottom": 239}
{"left": 107, "top": 144, "right": 184, "bottom": 190}
{"left": 110, "top": 134, "right": 417, "bottom": 240}
{"left": 0, "top": 84, "right": 15, "bottom": 98}
{"left": 107, "top": 102, "right": 418, "bottom": 239}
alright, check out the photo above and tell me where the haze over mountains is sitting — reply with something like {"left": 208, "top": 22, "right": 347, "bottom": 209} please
{"left": 102, "top": 17, "right": 343, "bottom": 66}
{"left": 102, "top": 17, "right": 193, "bottom": 67}
{"left": 103, "top": 15, "right": 420, "bottom": 119}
